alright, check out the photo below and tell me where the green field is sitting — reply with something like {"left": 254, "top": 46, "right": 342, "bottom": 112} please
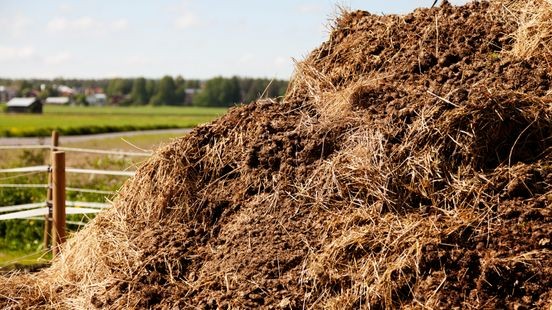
{"left": 0, "top": 250, "right": 51, "bottom": 271}
{"left": 0, "top": 104, "right": 228, "bottom": 137}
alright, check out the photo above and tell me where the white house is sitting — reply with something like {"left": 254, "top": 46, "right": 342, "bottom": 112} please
{"left": 45, "top": 97, "right": 71, "bottom": 105}
{"left": 57, "top": 85, "right": 75, "bottom": 96}
{"left": 86, "top": 93, "right": 107, "bottom": 106}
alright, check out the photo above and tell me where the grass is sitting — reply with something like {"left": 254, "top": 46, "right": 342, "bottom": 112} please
{"left": 66, "top": 132, "right": 183, "bottom": 151}
{"left": 0, "top": 105, "right": 227, "bottom": 137}
{"left": 0, "top": 131, "right": 184, "bottom": 169}
{"left": 61, "top": 132, "right": 184, "bottom": 168}
{"left": 0, "top": 249, "right": 51, "bottom": 268}
{"left": 43, "top": 105, "right": 227, "bottom": 116}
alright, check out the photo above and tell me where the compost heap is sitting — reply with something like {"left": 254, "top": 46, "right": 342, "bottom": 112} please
{"left": 2, "top": 1, "right": 552, "bottom": 308}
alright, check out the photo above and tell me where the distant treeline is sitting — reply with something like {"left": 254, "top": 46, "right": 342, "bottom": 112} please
{"left": 0, "top": 76, "right": 289, "bottom": 107}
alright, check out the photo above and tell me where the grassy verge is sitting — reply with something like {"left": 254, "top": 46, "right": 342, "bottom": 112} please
{"left": 0, "top": 249, "right": 51, "bottom": 268}
{"left": 43, "top": 105, "right": 226, "bottom": 116}
{"left": 65, "top": 132, "right": 183, "bottom": 153}
{"left": 0, "top": 105, "right": 227, "bottom": 137}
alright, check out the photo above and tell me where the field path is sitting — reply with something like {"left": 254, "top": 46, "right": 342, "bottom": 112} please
{"left": 0, "top": 128, "right": 192, "bottom": 146}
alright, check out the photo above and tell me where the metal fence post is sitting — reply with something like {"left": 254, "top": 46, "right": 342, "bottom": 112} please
{"left": 51, "top": 151, "right": 66, "bottom": 256}
{"left": 43, "top": 130, "right": 58, "bottom": 250}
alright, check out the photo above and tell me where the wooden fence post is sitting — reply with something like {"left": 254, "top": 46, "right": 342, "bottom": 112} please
{"left": 51, "top": 151, "right": 66, "bottom": 256}
{"left": 43, "top": 130, "right": 59, "bottom": 250}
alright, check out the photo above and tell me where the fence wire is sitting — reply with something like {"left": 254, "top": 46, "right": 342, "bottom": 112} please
{"left": 0, "top": 207, "right": 102, "bottom": 220}
{"left": 66, "top": 167, "right": 135, "bottom": 177}
{"left": 0, "top": 184, "right": 115, "bottom": 195}
{"left": 0, "top": 145, "right": 50, "bottom": 150}
{"left": 0, "top": 145, "right": 151, "bottom": 157}
{"left": 0, "top": 166, "right": 50, "bottom": 174}
{"left": 0, "top": 183, "right": 48, "bottom": 189}
{"left": 55, "top": 146, "right": 152, "bottom": 157}
{"left": 0, "top": 202, "right": 47, "bottom": 213}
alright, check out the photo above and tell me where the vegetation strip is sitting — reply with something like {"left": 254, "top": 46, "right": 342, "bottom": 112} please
{"left": 0, "top": 106, "right": 226, "bottom": 138}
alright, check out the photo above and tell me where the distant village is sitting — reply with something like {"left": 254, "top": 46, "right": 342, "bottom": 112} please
{"left": 0, "top": 76, "right": 289, "bottom": 114}
{"left": 1, "top": 84, "right": 108, "bottom": 113}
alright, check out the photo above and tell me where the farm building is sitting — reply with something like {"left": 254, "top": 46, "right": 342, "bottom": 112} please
{"left": 45, "top": 96, "right": 71, "bottom": 105}
{"left": 86, "top": 93, "right": 107, "bottom": 106}
{"left": 0, "top": 85, "right": 17, "bottom": 102}
{"left": 5, "top": 97, "right": 42, "bottom": 114}
{"left": 56, "top": 85, "right": 75, "bottom": 96}
{"left": 185, "top": 88, "right": 199, "bottom": 105}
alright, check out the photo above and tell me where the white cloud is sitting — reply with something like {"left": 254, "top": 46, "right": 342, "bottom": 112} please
{"left": 0, "top": 15, "right": 32, "bottom": 38}
{"left": 47, "top": 17, "right": 68, "bottom": 31}
{"left": 105, "top": 72, "right": 124, "bottom": 78}
{"left": 174, "top": 12, "right": 200, "bottom": 29}
{"left": 111, "top": 19, "right": 129, "bottom": 31}
{"left": 238, "top": 53, "right": 254, "bottom": 64}
{"left": 44, "top": 51, "right": 72, "bottom": 65}
{"left": 48, "top": 16, "right": 95, "bottom": 32}
{"left": 0, "top": 46, "right": 35, "bottom": 62}
{"left": 172, "top": 0, "right": 202, "bottom": 30}
{"left": 58, "top": 3, "right": 72, "bottom": 12}
{"left": 297, "top": 4, "right": 324, "bottom": 14}
{"left": 47, "top": 16, "right": 128, "bottom": 33}
{"left": 274, "top": 56, "right": 288, "bottom": 67}
{"left": 73, "top": 16, "right": 95, "bottom": 29}
{"left": 125, "top": 55, "right": 150, "bottom": 66}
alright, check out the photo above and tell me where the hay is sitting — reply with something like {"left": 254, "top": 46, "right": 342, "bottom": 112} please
{"left": 506, "top": 0, "right": 552, "bottom": 61}
{"left": 1, "top": 1, "right": 551, "bottom": 309}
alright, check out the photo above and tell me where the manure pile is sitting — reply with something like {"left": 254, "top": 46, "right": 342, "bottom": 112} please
{"left": 2, "top": 1, "right": 552, "bottom": 309}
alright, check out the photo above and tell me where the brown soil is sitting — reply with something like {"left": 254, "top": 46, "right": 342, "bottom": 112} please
{"left": 1, "top": 1, "right": 551, "bottom": 309}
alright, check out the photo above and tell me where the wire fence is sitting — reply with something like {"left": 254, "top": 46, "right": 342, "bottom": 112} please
{"left": 0, "top": 166, "right": 136, "bottom": 177}
{"left": 0, "top": 177, "right": 119, "bottom": 220}
{"left": 65, "top": 167, "right": 136, "bottom": 177}
{"left": 0, "top": 207, "right": 103, "bottom": 221}
{"left": 0, "top": 145, "right": 152, "bottom": 157}
{"left": 0, "top": 184, "right": 116, "bottom": 195}
{"left": 0, "top": 131, "right": 151, "bottom": 253}
{"left": 0, "top": 202, "right": 47, "bottom": 213}
{"left": 0, "top": 166, "right": 50, "bottom": 174}
{"left": 0, "top": 183, "right": 49, "bottom": 189}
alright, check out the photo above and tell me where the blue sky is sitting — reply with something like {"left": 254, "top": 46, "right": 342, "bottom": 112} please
{"left": 0, "top": 0, "right": 468, "bottom": 80}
